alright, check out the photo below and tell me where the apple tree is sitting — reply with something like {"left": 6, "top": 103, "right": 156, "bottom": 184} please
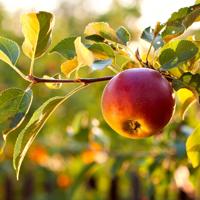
{"left": 0, "top": 3, "right": 199, "bottom": 185}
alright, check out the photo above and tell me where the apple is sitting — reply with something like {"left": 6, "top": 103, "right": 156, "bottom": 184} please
{"left": 101, "top": 68, "right": 175, "bottom": 139}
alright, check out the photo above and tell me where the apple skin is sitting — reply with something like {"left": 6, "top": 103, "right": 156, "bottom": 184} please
{"left": 101, "top": 68, "right": 175, "bottom": 139}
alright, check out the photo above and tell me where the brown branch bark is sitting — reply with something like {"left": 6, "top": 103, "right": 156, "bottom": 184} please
{"left": 28, "top": 75, "right": 113, "bottom": 85}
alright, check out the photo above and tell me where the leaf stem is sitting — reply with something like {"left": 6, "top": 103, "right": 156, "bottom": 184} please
{"left": 145, "top": 37, "right": 156, "bottom": 64}
{"left": 29, "top": 56, "right": 35, "bottom": 75}
{"left": 11, "top": 64, "right": 30, "bottom": 81}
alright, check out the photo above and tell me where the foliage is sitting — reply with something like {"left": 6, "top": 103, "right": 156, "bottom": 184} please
{"left": 0, "top": 2, "right": 199, "bottom": 199}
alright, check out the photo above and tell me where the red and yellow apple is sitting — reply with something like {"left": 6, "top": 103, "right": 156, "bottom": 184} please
{"left": 101, "top": 68, "right": 175, "bottom": 139}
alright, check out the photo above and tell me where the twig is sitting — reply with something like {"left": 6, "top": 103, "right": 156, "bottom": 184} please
{"left": 27, "top": 75, "right": 113, "bottom": 85}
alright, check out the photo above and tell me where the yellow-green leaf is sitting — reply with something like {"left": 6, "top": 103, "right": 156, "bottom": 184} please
{"left": 74, "top": 37, "right": 94, "bottom": 67}
{"left": 43, "top": 74, "right": 62, "bottom": 89}
{"left": 176, "top": 88, "right": 196, "bottom": 119}
{"left": 13, "top": 85, "right": 84, "bottom": 179}
{"left": 84, "top": 22, "right": 117, "bottom": 42}
{"left": 21, "top": 11, "right": 54, "bottom": 59}
{"left": 186, "top": 125, "right": 200, "bottom": 168}
{"left": 61, "top": 57, "right": 78, "bottom": 77}
{"left": 0, "top": 88, "right": 33, "bottom": 153}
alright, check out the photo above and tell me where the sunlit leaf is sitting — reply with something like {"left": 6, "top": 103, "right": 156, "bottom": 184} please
{"left": 141, "top": 27, "right": 164, "bottom": 50}
{"left": 61, "top": 57, "right": 78, "bottom": 77}
{"left": 50, "top": 37, "right": 76, "bottom": 59}
{"left": 0, "top": 88, "right": 33, "bottom": 153}
{"left": 114, "top": 53, "right": 131, "bottom": 68}
{"left": 162, "top": 4, "right": 200, "bottom": 41}
{"left": 13, "top": 85, "right": 84, "bottom": 180}
{"left": 186, "top": 125, "right": 200, "bottom": 167}
{"left": 84, "top": 22, "right": 117, "bottom": 42}
{"left": 0, "top": 37, "right": 20, "bottom": 66}
{"left": 159, "top": 40, "right": 198, "bottom": 69}
{"left": 74, "top": 37, "right": 94, "bottom": 67}
{"left": 43, "top": 74, "right": 62, "bottom": 89}
{"left": 176, "top": 88, "right": 196, "bottom": 119}
{"left": 116, "top": 26, "right": 131, "bottom": 45}
{"left": 21, "top": 11, "right": 54, "bottom": 59}
{"left": 92, "top": 59, "right": 112, "bottom": 71}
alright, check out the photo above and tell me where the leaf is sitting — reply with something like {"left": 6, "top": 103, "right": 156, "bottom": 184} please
{"left": 0, "top": 88, "right": 33, "bottom": 153}
{"left": 21, "top": 11, "right": 54, "bottom": 59}
{"left": 74, "top": 37, "right": 94, "bottom": 67}
{"left": 84, "top": 22, "right": 117, "bottom": 42}
{"left": 176, "top": 88, "right": 196, "bottom": 119}
{"left": 0, "top": 37, "right": 20, "bottom": 66}
{"left": 162, "top": 4, "right": 200, "bottom": 41}
{"left": 114, "top": 53, "right": 131, "bottom": 68}
{"left": 43, "top": 74, "right": 62, "bottom": 89}
{"left": 89, "top": 42, "right": 114, "bottom": 58}
{"left": 186, "top": 125, "right": 200, "bottom": 167}
{"left": 92, "top": 59, "right": 112, "bottom": 71}
{"left": 172, "top": 72, "right": 200, "bottom": 102}
{"left": 116, "top": 26, "right": 131, "bottom": 45}
{"left": 159, "top": 40, "right": 198, "bottom": 70}
{"left": 85, "top": 34, "right": 105, "bottom": 42}
{"left": 13, "top": 85, "right": 84, "bottom": 179}
{"left": 61, "top": 57, "right": 78, "bottom": 77}
{"left": 50, "top": 37, "right": 77, "bottom": 59}
{"left": 141, "top": 27, "right": 164, "bottom": 50}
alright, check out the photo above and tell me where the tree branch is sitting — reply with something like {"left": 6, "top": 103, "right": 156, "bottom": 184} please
{"left": 28, "top": 75, "right": 114, "bottom": 85}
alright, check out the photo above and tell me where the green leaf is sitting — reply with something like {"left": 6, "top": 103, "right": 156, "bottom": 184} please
{"left": 85, "top": 34, "right": 105, "bottom": 42}
{"left": 159, "top": 40, "right": 198, "bottom": 69}
{"left": 162, "top": 4, "right": 200, "bottom": 41}
{"left": 176, "top": 40, "right": 198, "bottom": 61}
{"left": 84, "top": 22, "right": 117, "bottom": 42}
{"left": 0, "top": 88, "right": 33, "bottom": 153}
{"left": 21, "top": 11, "right": 54, "bottom": 59}
{"left": 159, "top": 48, "right": 179, "bottom": 69}
{"left": 116, "top": 26, "right": 131, "bottom": 45}
{"left": 0, "top": 37, "right": 20, "bottom": 66}
{"left": 50, "top": 37, "right": 77, "bottom": 59}
{"left": 186, "top": 125, "right": 200, "bottom": 167}
{"left": 141, "top": 27, "right": 164, "bottom": 50}
{"left": 92, "top": 59, "right": 112, "bottom": 71}
{"left": 89, "top": 42, "right": 114, "bottom": 58}
{"left": 13, "top": 85, "right": 84, "bottom": 179}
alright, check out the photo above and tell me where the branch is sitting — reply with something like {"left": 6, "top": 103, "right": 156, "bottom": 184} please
{"left": 28, "top": 75, "right": 114, "bottom": 85}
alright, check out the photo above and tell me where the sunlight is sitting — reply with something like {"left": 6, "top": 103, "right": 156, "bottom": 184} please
{"left": 0, "top": 0, "right": 197, "bottom": 30}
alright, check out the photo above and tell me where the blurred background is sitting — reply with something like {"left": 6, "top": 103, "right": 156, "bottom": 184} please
{"left": 0, "top": 0, "right": 200, "bottom": 200}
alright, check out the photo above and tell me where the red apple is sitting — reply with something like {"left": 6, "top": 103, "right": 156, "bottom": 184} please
{"left": 101, "top": 68, "right": 175, "bottom": 139}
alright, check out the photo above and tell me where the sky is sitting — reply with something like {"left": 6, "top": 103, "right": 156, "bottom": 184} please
{"left": 0, "top": 0, "right": 197, "bottom": 28}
